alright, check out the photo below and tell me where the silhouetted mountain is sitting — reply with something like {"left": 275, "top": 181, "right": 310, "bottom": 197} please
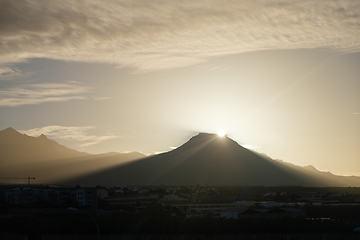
{"left": 0, "top": 127, "right": 89, "bottom": 163}
{"left": 66, "top": 133, "right": 360, "bottom": 187}
{"left": 0, "top": 127, "right": 145, "bottom": 184}
{"left": 2, "top": 128, "right": 360, "bottom": 186}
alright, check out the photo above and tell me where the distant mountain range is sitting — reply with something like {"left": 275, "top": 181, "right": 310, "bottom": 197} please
{"left": 1, "top": 127, "right": 360, "bottom": 187}
{"left": 0, "top": 127, "right": 145, "bottom": 184}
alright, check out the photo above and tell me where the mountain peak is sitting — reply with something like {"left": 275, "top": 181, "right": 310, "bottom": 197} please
{"left": 193, "top": 132, "right": 229, "bottom": 139}
{"left": 0, "top": 127, "right": 22, "bottom": 139}
{"left": 196, "top": 132, "right": 217, "bottom": 137}
{"left": 1, "top": 127, "right": 19, "bottom": 134}
{"left": 304, "top": 165, "right": 318, "bottom": 171}
{"left": 38, "top": 134, "right": 48, "bottom": 139}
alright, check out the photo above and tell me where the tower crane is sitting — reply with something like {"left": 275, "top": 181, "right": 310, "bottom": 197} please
{"left": 2, "top": 175, "right": 35, "bottom": 186}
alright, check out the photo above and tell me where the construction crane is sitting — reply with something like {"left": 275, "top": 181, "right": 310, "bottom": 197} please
{"left": 2, "top": 175, "right": 35, "bottom": 186}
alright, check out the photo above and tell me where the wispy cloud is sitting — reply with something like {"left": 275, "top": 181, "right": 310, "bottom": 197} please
{"left": 203, "top": 64, "right": 231, "bottom": 71}
{"left": 150, "top": 146, "right": 178, "bottom": 155}
{"left": 0, "top": 83, "right": 91, "bottom": 107}
{"left": 79, "top": 135, "right": 118, "bottom": 148}
{"left": 242, "top": 144, "right": 261, "bottom": 150}
{"left": 353, "top": 112, "right": 360, "bottom": 115}
{"left": 20, "top": 125, "right": 118, "bottom": 148}
{"left": 93, "top": 97, "right": 113, "bottom": 101}
{"left": 0, "top": 0, "right": 359, "bottom": 71}
{"left": 0, "top": 66, "right": 24, "bottom": 80}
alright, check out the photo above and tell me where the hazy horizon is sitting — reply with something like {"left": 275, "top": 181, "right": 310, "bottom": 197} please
{"left": 0, "top": 0, "right": 359, "bottom": 176}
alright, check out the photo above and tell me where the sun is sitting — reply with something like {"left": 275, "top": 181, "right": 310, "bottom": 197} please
{"left": 217, "top": 130, "right": 226, "bottom": 137}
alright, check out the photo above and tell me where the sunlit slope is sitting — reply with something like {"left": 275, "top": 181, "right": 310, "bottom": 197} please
{"left": 0, "top": 127, "right": 145, "bottom": 183}
{"left": 66, "top": 133, "right": 360, "bottom": 186}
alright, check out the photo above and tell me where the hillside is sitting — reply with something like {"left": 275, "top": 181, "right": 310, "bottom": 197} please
{"left": 65, "top": 133, "right": 360, "bottom": 187}
{"left": 0, "top": 127, "right": 145, "bottom": 184}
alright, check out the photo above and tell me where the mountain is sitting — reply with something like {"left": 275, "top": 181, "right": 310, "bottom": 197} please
{"left": 0, "top": 127, "right": 89, "bottom": 163}
{"left": 0, "top": 127, "right": 145, "bottom": 184}
{"left": 66, "top": 133, "right": 360, "bottom": 187}
{"left": 2, "top": 128, "right": 360, "bottom": 186}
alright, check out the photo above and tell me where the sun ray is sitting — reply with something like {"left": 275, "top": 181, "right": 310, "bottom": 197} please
{"left": 217, "top": 131, "right": 226, "bottom": 137}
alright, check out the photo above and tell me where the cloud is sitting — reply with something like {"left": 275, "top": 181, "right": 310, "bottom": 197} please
{"left": 0, "top": 0, "right": 359, "bottom": 71}
{"left": 93, "top": 97, "right": 113, "bottom": 101}
{"left": 242, "top": 144, "right": 261, "bottom": 150}
{"left": 79, "top": 135, "right": 119, "bottom": 147}
{"left": 150, "top": 146, "right": 178, "bottom": 155}
{"left": 20, "top": 125, "right": 118, "bottom": 148}
{"left": 203, "top": 64, "right": 231, "bottom": 71}
{"left": 153, "top": 151, "right": 167, "bottom": 155}
{"left": 0, "top": 66, "right": 24, "bottom": 80}
{"left": 353, "top": 112, "right": 360, "bottom": 115}
{"left": 0, "top": 82, "right": 91, "bottom": 107}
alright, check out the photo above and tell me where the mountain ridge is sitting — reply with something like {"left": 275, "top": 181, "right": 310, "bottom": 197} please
{"left": 0, "top": 127, "right": 89, "bottom": 162}
{"left": 0, "top": 127, "right": 145, "bottom": 184}
{"left": 2, "top": 127, "right": 360, "bottom": 187}
{"left": 66, "top": 132, "right": 360, "bottom": 187}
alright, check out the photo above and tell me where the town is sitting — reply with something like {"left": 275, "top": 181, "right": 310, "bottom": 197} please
{"left": 2, "top": 184, "right": 360, "bottom": 239}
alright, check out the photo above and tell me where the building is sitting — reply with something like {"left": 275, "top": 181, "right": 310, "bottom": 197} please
{"left": 75, "top": 188, "right": 97, "bottom": 207}
{"left": 258, "top": 202, "right": 305, "bottom": 208}
{"left": 96, "top": 189, "right": 109, "bottom": 199}
{"left": 5, "top": 187, "right": 97, "bottom": 209}
{"left": 234, "top": 200, "right": 255, "bottom": 208}
{"left": 221, "top": 207, "right": 306, "bottom": 219}
{"left": 220, "top": 207, "right": 247, "bottom": 219}
{"left": 161, "top": 199, "right": 239, "bottom": 218}
{"left": 105, "top": 195, "right": 160, "bottom": 211}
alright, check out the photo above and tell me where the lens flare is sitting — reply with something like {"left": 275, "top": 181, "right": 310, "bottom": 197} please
{"left": 217, "top": 131, "right": 225, "bottom": 137}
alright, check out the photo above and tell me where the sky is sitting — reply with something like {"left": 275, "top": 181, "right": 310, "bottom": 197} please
{"left": 0, "top": 0, "right": 360, "bottom": 176}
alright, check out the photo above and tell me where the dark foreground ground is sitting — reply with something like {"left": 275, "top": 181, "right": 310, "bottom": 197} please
{"left": 3, "top": 185, "right": 360, "bottom": 239}
{"left": 3, "top": 233, "right": 360, "bottom": 240}
{"left": 1, "top": 215, "right": 360, "bottom": 240}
